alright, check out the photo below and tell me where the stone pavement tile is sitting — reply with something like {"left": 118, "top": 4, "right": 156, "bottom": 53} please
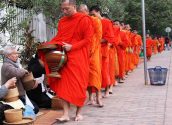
{"left": 35, "top": 110, "right": 63, "bottom": 125}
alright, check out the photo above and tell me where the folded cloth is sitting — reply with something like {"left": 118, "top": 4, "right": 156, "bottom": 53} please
{"left": 1, "top": 99, "right": 25, "bottom": 109}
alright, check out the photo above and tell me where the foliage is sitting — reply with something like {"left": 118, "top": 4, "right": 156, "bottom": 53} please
{"left": 145, "top": 0, "right": 172, "bottom": 36}
{"left": 78, "top": 0, "right": 126, "bottom": 21}
{"left": 19, "top": 20, "right": 39, "bottom": 65}
{"left": 0, "top": 1, "right": 18, "bottom": 43}
{"left": 124, "top": 0, "right": 172, "bottom": 36}
{"left": 8, "top": 0, "right": 33, "bottom": 9}
{"left": 124, "top": 0, "right": 142, "bottom": 33}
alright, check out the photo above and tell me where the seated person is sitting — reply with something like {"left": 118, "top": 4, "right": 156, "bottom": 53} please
{"left": 27, "top": 53, "right": 52, "bottom": 108}
{"left": 1, "top": 45, "right": 39, "bottom": 114}
{"left": 0, "top": 77, "right": 24, "bottom": 124}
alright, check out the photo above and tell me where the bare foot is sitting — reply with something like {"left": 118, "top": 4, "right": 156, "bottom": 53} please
{"left": 99, "top": 94, "right": 103, "bottom": 99}
{"left": 115, "top": 81, "right": 119, "bottom": 86}
{"left": 86, "top": 100, "right": 96, "bottom": 105}
{"left": 118, "top": 79, "right": 124, "bottom": 83}
{"left": 109, "top": 91, "right": 113, "bottom": 94}
{"left": 109, "top": 87, "right": 113, "bottom": 94}
{"left": 75, "top": 114, "right": 83, "bottom": 121}
{"left": 56, "top": 115, "right": 70, "bottom": 122}
{"left": 103, "top": 93, "right": 110, "bottom": 98}
{"left": 96, "top": 99, "right": 104, "bottom": 108}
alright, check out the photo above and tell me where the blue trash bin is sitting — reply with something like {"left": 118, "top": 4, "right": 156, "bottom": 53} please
{"left": 148, "top": 66, "right": 168, "bottom": 85}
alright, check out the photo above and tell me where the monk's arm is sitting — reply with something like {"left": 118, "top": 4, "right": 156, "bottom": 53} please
{"left": 72, "top": 17, "right": 94, "bottom": 50}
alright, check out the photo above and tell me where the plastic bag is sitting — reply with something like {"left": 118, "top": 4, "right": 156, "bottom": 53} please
{"left": 23, "top": 105, "right": 36, "bottom": 120}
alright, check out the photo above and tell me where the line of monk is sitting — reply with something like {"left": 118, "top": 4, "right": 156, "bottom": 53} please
{"left": 38, "top": 0, "right": 165, "bottom": 122}
{"left": 146, "top": 34, "right": 165, "bottom": 61}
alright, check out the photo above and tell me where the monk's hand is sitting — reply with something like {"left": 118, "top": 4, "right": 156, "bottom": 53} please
{"left": 101, "top": 39, "right": 107, "bottom": 43}
{"left": 108, "top": 43, "right": 113, "bottom": 47}
{"left": 62, "top": 42, "right": 72, "bottom": 52}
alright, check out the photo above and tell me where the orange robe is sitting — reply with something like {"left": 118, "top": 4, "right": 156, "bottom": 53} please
{"left": 101, "top": 18, "right": 114, "bottom": 88}
{"left": 118, "top": 30, "right": 128, "bottom": 78}
{"left": 123, "top": 30, "right": 131, "bottom": 72}
{"left": 109, "top": 45, "right": 115, "bottom": 85}
{"left": 135, "top": 34, "right": 142, "bottom": 65}
{"left": 131, "top": 32, "right": 142, "bottom": 66}
{"left": 39, "top": 13, "right": 94, "bottom": 107}
{"left": 152, "top": 39, "right": 158, "bottom": 54}
{"left": 109, "top": 21, "right": 116, "bottom": 85}
{"left": 159, "top": 37, "right": 165, "bottom": 52}
{"left": 146, "top": 37, "right": 153, "bottom": 57}
{"left": 113, "top": 25, "right": 120, "bottom": 78}
{"left": 88, "top": 16, "right": 102, "bottom": 91}
{"left": 127, "top": 31, "right": 135, "bottom": 71}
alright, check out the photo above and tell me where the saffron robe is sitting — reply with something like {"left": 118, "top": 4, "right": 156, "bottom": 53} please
{"left": 40, "top": 13, "right": 94, "bottom": 106}
{"left": 101, "top": 18, "right": 114, "bottom": 88}
{"left": 126, "top": 31, "right": 135, "bottom": 71}
{"left": 113, "top": 25, "right": 120, "bottom": 82}
{"left": 118, "top": 30, "right": 128, "bottom": 78}
{"left": 146, "top": 37, "right": 153, "bottom": 57}
{"left": 131, "top": 32, "right": 138, "bottom": 66}
{"left": 135, "top": 34, "right": 142, "bottom": 65}
{"left": 89, "top": 16, "right": 102, "bottom": 91}
{"left": 158, "top": 37, "right": 165, "bottom": 52}
{"left": 152, "top": 39, "right": 158, "bottom": 54}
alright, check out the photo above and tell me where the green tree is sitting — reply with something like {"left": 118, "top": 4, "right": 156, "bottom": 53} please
{"left": 0, "top": 1, "right": 18, "bottom": 43}
{"left": 145, "top": 0, "right": 172, "bottom": 36}
{"left": 124, "top": 0, "right": 172, "bottom": 37}
{"left": 124, "top": 0, "right": 142, "bottom": 33}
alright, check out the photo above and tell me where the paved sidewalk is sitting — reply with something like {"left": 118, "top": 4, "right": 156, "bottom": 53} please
{"left": 54, "top": 50, "right": 172, "bottom": 125}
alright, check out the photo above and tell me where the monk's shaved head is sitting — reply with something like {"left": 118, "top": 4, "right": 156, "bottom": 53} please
{"left": 62, "top": 0, "right": 76, "bottom": 5}
{"left": 78, "top": 4, "right": 89, "bottom": 14}
{"left": 61, "top": 0, "right": 77, "bottom": 16}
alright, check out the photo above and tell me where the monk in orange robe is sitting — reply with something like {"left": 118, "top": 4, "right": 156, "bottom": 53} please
{"left": 103, "top": 19, "right": 116, "bottom": 95}
{"left": 90, "top": 6, "right": 114, "bottom": 97}
{"left": 134, "top": 30, "right": 142, "bottom": 66}
{"left": 121, "top": 25, "right": 130, "bottom": 75}
{"left": 146, "top": 34, "right": 153, "bottom": 61}
{"left": 39, "top": 0, "right": 93, "bottom": 121}
{"left": 112, "top": 21, "right": 121, "bottom": 85}
{"left": 101, "top": 17, "right": 115, "bottom": 97}
{"left": 137, "top": 34, "right": 143, "bottom": 60}
{"left": 131, "top": 31, "right": 137, "bottom": 66}
{"left": 158, "top": 37, "right": 165, "bottom": 52}
{"left": 109, "top": 40, "right": 116, "bottom": 93}
{"left": 152, "top": 37, "right": 159, "bottom": 54}
{"left": 118, "top": 23, "right": 128, "bottom": 83}
{"left": 78, "top": 4, "right": 103, "bottom": 107}
{"left": 131, "top": 30, "right": 142, "bottom": 67}
{"left": 125, "top": 24, "right": 135, "bottom": 72}
{"left": 114, "top": 22, "right": 125, "bottom": 83}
